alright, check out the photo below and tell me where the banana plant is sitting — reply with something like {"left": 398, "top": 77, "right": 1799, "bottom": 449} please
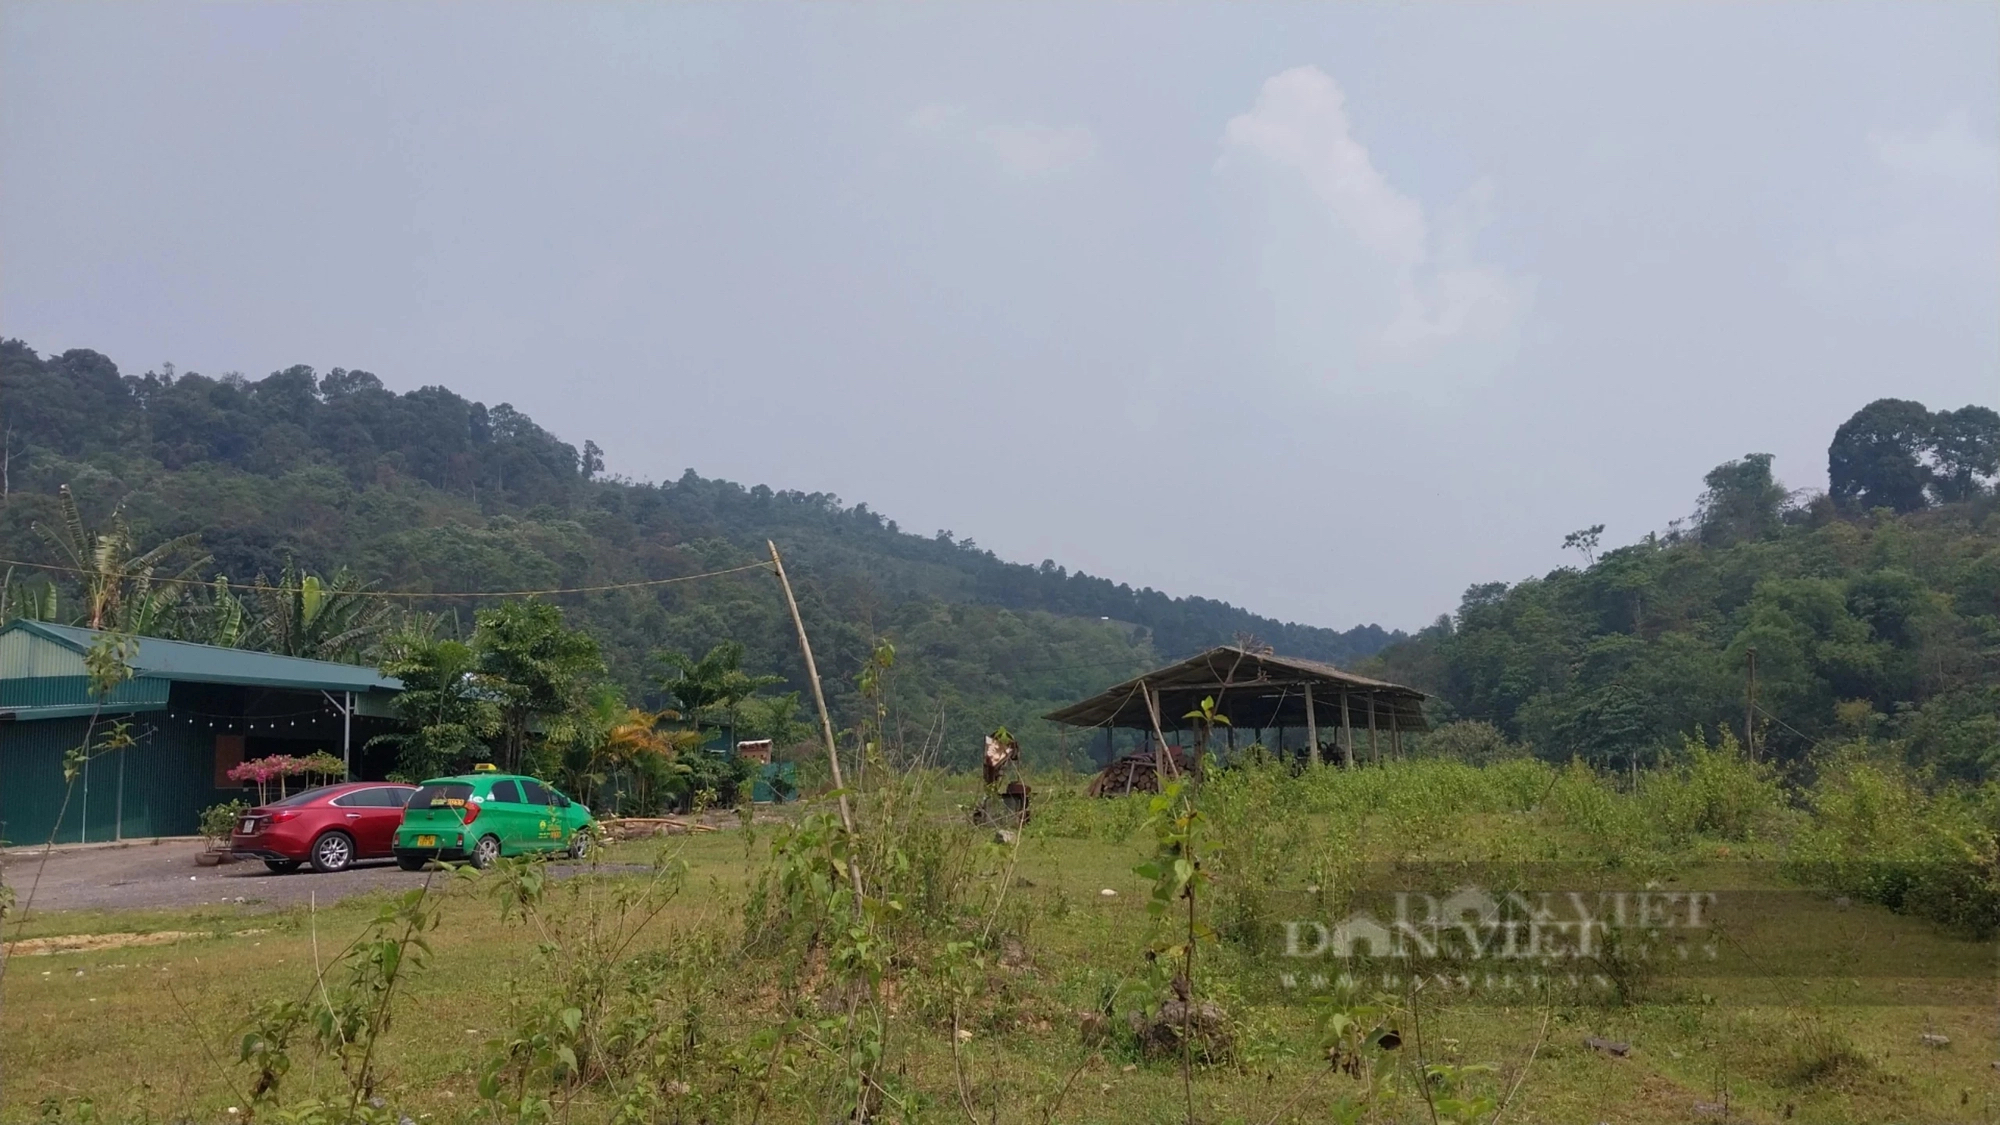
{"left": 34, "top": 485, "right": 203, "bottom": 630}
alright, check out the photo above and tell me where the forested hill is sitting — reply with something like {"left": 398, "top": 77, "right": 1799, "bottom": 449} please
{"left": 1361, "top": 398, "right": 2000, "bottom": 781}
{"left": 0, "top": 340, "right": 1395, "bottom": 756}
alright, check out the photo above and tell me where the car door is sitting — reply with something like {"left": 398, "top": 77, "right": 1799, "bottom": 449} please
{"left": 329, "top": 787, "right": 405, "bottom": 857}
{"left": 519, "top": 780, "right": 561, "bottom": 851}
{"left": 358, "top": 786, "right": 414, "bottom": 857}
{"left": 483, "top": 779, "right": 528, "bottom": 853}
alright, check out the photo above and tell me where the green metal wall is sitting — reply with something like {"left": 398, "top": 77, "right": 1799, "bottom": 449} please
{"left": 0, "top": 713, "right": 237, "bottom": 846}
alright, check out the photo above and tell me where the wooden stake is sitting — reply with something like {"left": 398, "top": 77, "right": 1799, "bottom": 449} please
{"left": 1305, "top": 683, "right": 1321, "bottom": 768}
{"left": 769, "top": 541, "right": 863, "bottom": 900}
{"left": 1366, "top": 693, "right": 1379, "bottom": 765}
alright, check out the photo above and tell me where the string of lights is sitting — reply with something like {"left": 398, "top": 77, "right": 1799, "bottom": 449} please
{"left": 150, "top": 708, "right": 346, "bottom": 733}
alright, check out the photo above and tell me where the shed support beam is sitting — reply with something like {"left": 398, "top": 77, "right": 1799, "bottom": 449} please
{"left": 1367, "top": 693, "right": 1379, "bottom": 766}
{"left": 1143, "top": 681, "right": 1176, "bottom": 779}
{"left": 1339, "top": 690, "right": 1355, "bottom": 769}
{"left": 1305, "top": 683, "right": 1320, "bottom": 768}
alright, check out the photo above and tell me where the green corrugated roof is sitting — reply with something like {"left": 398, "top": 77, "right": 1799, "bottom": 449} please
{"left": 1, "top": 620, "right": 401, "bottom": 694}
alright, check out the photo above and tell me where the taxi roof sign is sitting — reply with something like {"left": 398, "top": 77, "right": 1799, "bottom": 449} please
{"left": 472, "top": 762, "right": 498, "bottom": 772}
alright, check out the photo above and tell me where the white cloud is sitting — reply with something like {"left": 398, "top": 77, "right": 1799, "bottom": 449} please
{"left": 1220, "top": 66, "right": 1532, "bottom": 363}
{"left": 1792, "top": 110, "right": 2000, "bottom": 299}
{"left": 1869, "top": 109, "right": 2000, "bottom": 187}
{"left": 906, "top": 102, "right": 966, "bottom": 135}
{"left": 906, "top": 103, "right": 1097, "bottom": 178}
{"left": 978, "top": 122, "right": 1098, "bottom": 178}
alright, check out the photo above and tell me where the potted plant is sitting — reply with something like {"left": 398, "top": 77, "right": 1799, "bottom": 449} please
{"left": 196, "top": 798, "right": 248, "bottom": 866}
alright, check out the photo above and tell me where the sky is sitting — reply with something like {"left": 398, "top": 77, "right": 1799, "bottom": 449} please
{"left": 3, "top": 3, "right": 1995, "bottom": 632}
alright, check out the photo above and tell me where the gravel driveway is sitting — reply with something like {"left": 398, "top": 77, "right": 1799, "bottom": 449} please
{"left": 0, "top": 839, "right": 633, "bottom": 914}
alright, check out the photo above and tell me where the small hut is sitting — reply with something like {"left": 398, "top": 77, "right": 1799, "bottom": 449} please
{"left": 1046, "top": 646, "right": 1429, "bottom": 791}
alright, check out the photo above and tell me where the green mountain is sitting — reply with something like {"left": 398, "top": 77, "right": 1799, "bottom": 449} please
{"left": 0, "top": 340, "right": 1398, "bottom": 766}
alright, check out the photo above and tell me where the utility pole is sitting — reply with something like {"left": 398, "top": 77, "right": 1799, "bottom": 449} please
{"left": 1744, "top": 646, "right": 1758, "bottom": 761}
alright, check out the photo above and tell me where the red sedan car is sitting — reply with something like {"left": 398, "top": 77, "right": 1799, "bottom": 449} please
{"left": 229, "top": 782, "right": 418, "bottom": 873}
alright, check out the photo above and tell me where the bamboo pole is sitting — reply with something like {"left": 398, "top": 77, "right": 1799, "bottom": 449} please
{"left": 768, "top": 541, "right": 864, "bottom": 900}
{"left": 1366, "top": 693, "right": 1379, "bottom": 765}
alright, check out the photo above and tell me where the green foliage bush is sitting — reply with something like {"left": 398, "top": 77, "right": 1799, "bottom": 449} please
{"left": 198, "top": 799, "right": 248, "bottom": 842}
{"left": 1785, "top": 752, "right": 2000, "bottom": 937}
{"left": 1637, "top": 730, "right": 1784, "bottom": 843}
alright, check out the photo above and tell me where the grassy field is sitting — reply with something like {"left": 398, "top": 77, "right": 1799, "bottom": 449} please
{"left": 2, "top": 756, "right": 1997, "bottom": 1124}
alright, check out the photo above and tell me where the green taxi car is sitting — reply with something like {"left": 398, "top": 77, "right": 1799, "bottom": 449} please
{"left": 393, "top": 768, "right": 594, "bottom": 870}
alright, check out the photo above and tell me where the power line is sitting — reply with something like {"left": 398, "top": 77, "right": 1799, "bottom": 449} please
{"left": 0, "top": 556, "right": 774, "bottom": 600}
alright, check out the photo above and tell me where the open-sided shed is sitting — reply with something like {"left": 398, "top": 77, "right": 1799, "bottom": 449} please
{"left": 1044, "top": 646, "right": 1429, "bottom": 769}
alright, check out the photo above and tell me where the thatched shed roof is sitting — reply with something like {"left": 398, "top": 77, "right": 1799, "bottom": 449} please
{"left": 1043, "top": 646, "right": 1428, "bottom": 734}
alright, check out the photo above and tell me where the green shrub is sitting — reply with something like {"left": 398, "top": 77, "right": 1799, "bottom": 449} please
{"left": 1640, "top": 730, "right": 1783, "bottom": 843}
{"left": 198, "top": 799, "right": 248, "bottom": 843}
{"left": 1785, "top": 752, "right": 2000, "bottom": 937}
{"left": 1413, "top": 720, "right": 1527, "bottom": 765}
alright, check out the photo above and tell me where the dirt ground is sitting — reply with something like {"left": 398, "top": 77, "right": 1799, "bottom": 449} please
{"left": 0, "top": 839, "right": 629, "bottom": 913}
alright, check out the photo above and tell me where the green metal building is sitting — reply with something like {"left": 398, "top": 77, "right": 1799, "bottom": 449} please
{"left": 0, "top": 621, "right": 403, "bottom": 846}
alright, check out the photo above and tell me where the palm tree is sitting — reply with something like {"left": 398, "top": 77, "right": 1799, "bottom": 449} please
{"left": 601, "top": 706, "right": 704, "bottom": 815}
{"left": 655, "top": 641, "right": 783, "bottom": 750}
{"left": 34, "top": 485, "right": 204, "bottom": 630}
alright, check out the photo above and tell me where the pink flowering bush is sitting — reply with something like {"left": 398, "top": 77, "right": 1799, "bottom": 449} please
{"left": 227, "top": 752, "right": 348, "bottom": 804}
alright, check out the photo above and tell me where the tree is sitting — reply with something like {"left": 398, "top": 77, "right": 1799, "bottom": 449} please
{"left": 370, "top": 634, "right": 501, "bottom": 782}
{"left": 1929, "top": 405, "right": 2000, "bottom": 504}
{"left": 598, "top": 704, "right": 704, "bottom": 815}
{"left": 34, "top": 485, "right": 204, "bottom": 630}
{"left": 655, "top": 640, "right": 783, "bottom": 748}
{"left": 1562, "top": 525, "right": 1605, "bottom": 566}
{"left": 1697, "top": 454, "right": 1786, "bottom": 546}
{"left": 473, "top": 600, "right": 604, "bottom": 773}
{"left": 1829, "top": 399, "right": 1936, "bottom": 513}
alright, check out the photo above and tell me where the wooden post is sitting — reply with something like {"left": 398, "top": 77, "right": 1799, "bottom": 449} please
{"left": 1366, "top": 693, "right": 1379, "bottom": 765}
{"left": 1304, "top": 683, "right": 1320, "bottom": 768}
{"left": 769, "top": 541, "right": 863, "bottom": 900}
{"left": 1339, "top": 690, "right": 1355, "bottom": 769}
{"left": 1143, "top": 681, "right": 1177, "bottom": 780}
{"left": 1391, "top": 713, "right": 1402, "bottom": 761}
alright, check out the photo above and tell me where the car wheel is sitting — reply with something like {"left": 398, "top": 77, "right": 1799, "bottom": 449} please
{"left": 309, "top": 831, "right": 355, "bottom": 874}
{"left": 396, "top": 856, "right": 428, "bottom": 872}
{"left": 470, "top": 834, "right": 502, "bottom": 870}
{"left": 566, "top": 828, "right": 590, "bottom": 860}
{"left": 264, "top": 859, "right": 302, "bottom": 874}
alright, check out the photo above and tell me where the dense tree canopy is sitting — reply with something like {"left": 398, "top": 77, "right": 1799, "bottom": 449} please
{"left": 0, "top": 339, "right": 1395, "bottom": 768}
{"left": 1829, "top": 398, "right": 2000, "bottom": 513}
{"left": 1368, "top": 402, "right": 2000, "bottom": 780}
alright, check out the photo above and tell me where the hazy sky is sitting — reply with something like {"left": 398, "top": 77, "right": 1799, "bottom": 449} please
{"left": 4, "top": 3, "right": 1995, "bottom": 631}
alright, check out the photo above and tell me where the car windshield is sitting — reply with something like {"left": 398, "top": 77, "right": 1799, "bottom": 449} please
{"left": 267, "top": 786, "right": 339, "bottom": 808}
{"left": 411, "top": 782, "right": 475, "bottom": 809}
